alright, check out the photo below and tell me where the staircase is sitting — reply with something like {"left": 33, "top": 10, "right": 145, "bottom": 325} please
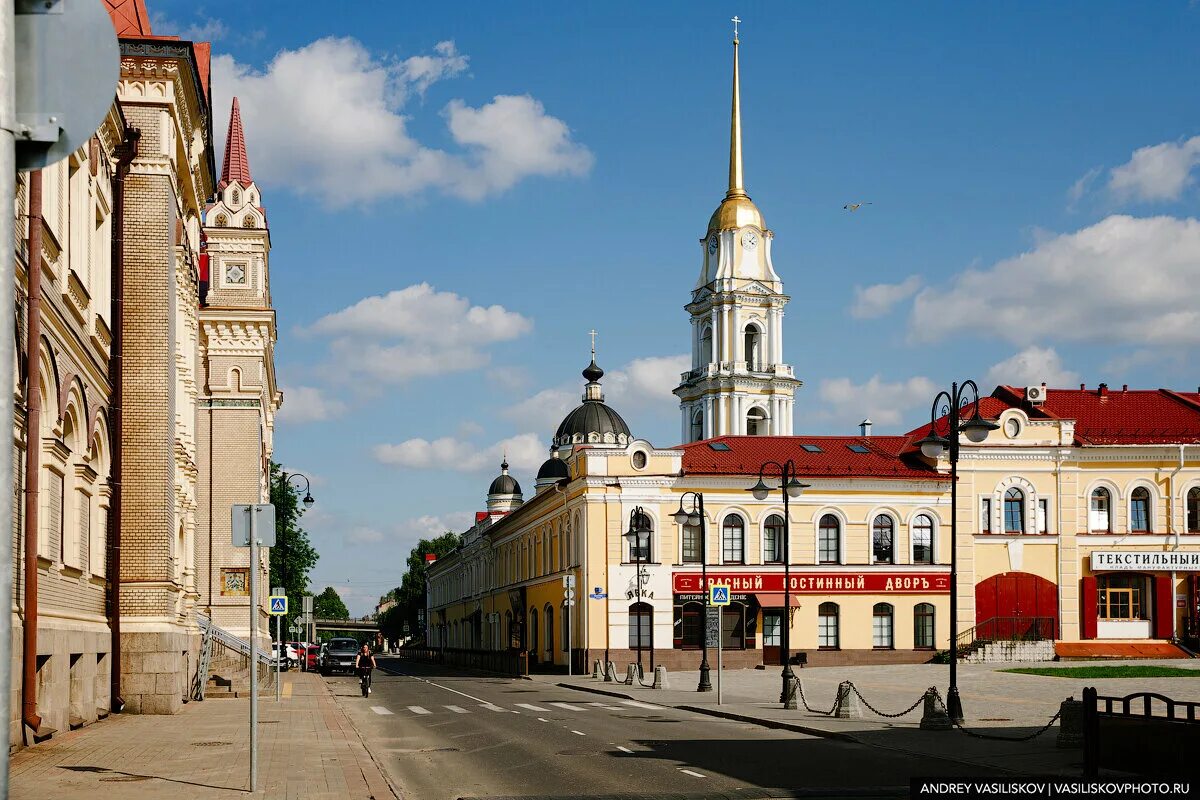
{"left": 193, "top": 613, "right": 275, "bottom": 700}
{"left": 952, "top": 616, "right": 1056, "bottom": 663}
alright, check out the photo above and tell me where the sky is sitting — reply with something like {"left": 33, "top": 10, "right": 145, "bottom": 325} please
{"left": 152, "top": 1, "right": 1200, "bottom": 616}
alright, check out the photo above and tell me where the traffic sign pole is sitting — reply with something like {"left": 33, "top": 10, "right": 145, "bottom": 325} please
{"left": 248, "top": 507, "right": 258, "bottom": 792}
{"left": 272, "top": 586, "right": 284, "bottom": 702}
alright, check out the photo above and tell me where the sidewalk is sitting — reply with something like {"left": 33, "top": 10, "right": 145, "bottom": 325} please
{"left": 9, "top": 672, "right": 397, "bottom": 799}
{"left": 532, "top": 659, "right": 1200, "bottom": 776}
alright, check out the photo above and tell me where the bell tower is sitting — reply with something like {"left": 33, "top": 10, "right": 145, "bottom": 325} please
{"left": 673, "top": 28, "right": 800, "bottom": 442}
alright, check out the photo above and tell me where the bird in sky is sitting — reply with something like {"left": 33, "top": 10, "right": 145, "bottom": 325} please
{"left": 843, "top": 202, "right": 872, "bottom": 212}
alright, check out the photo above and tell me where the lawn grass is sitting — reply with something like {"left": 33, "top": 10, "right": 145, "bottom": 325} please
{"left": 1001, "top": 665, "right": 1200, "bottom": 678}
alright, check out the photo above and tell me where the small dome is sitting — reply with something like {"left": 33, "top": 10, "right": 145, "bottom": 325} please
{"left": 536, "top": 455, "right": 570, "bottom": 481}
{"left": 707, "top": 193, "right": 765, "bottom": 234}
{"left": 487, "top": 459, "right": 521, "bottom": 497}
{"left": 554, "top": 401, "right": 632, "bottom": 447}
{"left": 582, "top": 359, "right": 604, "bottom": 383}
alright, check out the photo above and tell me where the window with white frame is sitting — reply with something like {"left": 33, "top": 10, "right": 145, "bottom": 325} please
{"left": 763, "top": 514, "right": 784, "bottom": 563}
{"left": 1037, "top": 499, "right": 1049, "bottom": 533}
{"left": 721, "top": 514, "right": 745, "bottom": 563}
{"left": 1004, "top": 487, "right": 1025, "bottom": 533}
{"left": 912, "top": 514, "right": 934, "bottom": 564}
{"left": 914, "top": 603, "right": 935, "bottom": 649}
{"left": 746, "top": 407, "right": 767, "bottom": 435}
{"left": 700, "top": 326, "right": 713, "bottom": 365}
{"left": 1189, "top": 487, "right": 1200, "bottom": 533}
{"left": 690, "top": 410, "right": 703, "bottom": 441}
{"left": 629, "top": 517, "right": 653, "bottom": 561}
{"left": 818, "top": 602, "right": 839, "bottom": 648}
{"left": 981, "top": 497, "right": 992, "bottom": 533}
{"left": 682, "top": 524, "right": 702, "bottom": 564}
{"left": 744, "top": 324, "right": 763, "bottom": 370}
{"left": 872, "top": 515, "right": 894, "bottom": 564}
{"left": 1130, "top": 487, "right": 1151, "bottom": 532}
{"left": 872, "top": 603, "right": 894, "bottom": 648}
{"left": 818, "top": 514, "right": 840, "bottom": 564}
{"left": 1090, "top": 488, "right": 1111, "bottom": 532}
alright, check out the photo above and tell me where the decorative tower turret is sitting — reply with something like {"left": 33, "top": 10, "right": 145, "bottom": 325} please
{"left": 673, "top": 26, "right": 801, "bottom": 442}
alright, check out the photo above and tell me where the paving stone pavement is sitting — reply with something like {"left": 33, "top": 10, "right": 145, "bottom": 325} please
{"left": 537, "top": 658, "right": 1200, "bottom": 776}
{"left": 8, "top": 671, "right": 397, "bottom": 799}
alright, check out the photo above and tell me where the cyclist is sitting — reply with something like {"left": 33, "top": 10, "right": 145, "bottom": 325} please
{"left": 355, "top": 643, "right": 376, "bottom": 697}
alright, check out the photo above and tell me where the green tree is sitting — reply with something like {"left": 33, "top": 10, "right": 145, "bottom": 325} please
{"left": 267, "top": 461, "right": 320, "bottom": 624}
{"left": 390, "top": 532, "right": 459, "bottom": 641}
{"left": 313, "top": 586, "right": 350, "bottom": 620}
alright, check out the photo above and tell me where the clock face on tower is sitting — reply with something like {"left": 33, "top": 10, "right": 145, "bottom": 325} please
{"left": 707, "top": 234, "right": 718, "bottom": 254}
{"left": 741, "top": 230, "right": 759, "bottom": 250}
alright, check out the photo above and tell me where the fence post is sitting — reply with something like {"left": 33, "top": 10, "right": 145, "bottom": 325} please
{"left": 1056, "top": 696, "right": 1083, "bottom": 749}
{"left": 919, "top": 687, "right": 951, "bottom": 731}
{"left": 1083, "top": 686, "right": 1098, "bottom": 777}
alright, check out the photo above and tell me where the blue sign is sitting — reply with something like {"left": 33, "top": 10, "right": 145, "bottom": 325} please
{"left": 269, "top": 596, "right": 288, "bottom": 615}
{"left": 709, "top": 585, "right": 731, "bottom": 606}
{"left": 589, "top": 591, "right": 607, "bottom": 600}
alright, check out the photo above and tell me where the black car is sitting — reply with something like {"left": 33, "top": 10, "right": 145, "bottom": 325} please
{"left": 321, "top": 637, "right": 361, "bottom": 676}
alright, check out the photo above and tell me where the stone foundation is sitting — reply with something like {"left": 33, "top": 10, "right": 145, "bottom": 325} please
{"left": 119, "top": 630, "right": 200, "bottom": 714}
{"left": 585, "top": 647, "right": 935, "bottom": 672}
{"left": 964, "top": 639, "right": 1056, "bottom": 663}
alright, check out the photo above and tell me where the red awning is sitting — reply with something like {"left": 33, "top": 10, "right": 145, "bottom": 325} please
{"left": 753, "top": 593, "right": 801, "bottom": 608}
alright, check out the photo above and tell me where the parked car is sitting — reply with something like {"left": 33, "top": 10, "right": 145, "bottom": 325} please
{"left": 287, "top": 641, "right": 306, "bottom": 669}
{"left": 271, "top": 644, "right": 291, "bottom": 671}
{"left": 321, "top": 637, "right": 361, "bottom": 676}
{"left": 305, "top": 645, "right": 320, "bottom": 671}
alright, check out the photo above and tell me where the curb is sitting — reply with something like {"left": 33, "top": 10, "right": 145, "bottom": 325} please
{"left": 317, "top": 673, "right": 404, "bottom": 800}
{"left": 556, "top": 681, "right": 860, "bottom": 743}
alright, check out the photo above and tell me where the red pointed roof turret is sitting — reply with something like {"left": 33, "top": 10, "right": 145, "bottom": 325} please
{"left": 219, "top": 97, "right": 253, "bottom": 190}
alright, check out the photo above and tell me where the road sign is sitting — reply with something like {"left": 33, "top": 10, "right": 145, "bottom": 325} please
{"left": 709, "top": 585, "right": 731, "bottom": 606}
{"left": 302, "top": 595, "right": 314, "bottom": 614}
{"left": 589, "top": 591, "right": 607, "bottom": 600}
{"left": 232, "top": 504, "right": 276, "bottom": 547}
{"left": 562, "top": 574, "right": 576, "bottom": 588}
{"left": 564, "top": 588, "right": 576, "bottom": 601}
{"left": 269, "top": 596, "right": 287, "bottom": 615}
{"left": 705, "top": 606, "right": 721, "bottom": 648}
{"left": 14, "top": 0, "right": 120, "bottom": 170}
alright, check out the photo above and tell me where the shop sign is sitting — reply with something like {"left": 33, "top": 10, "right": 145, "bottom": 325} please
{"left": 672, "top": 571, "right": 950, "bottom": 594}
{"left": 675, "top": 592, "right": 749, "bottom": 603}
{"left": 1090, "top": 551, "right": 1200, "bottom": 572}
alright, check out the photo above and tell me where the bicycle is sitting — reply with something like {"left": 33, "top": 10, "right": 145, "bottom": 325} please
{"left": 359, "top": 668, "right": 372, "bottom": 697}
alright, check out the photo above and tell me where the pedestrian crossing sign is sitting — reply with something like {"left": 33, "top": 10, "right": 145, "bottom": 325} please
{"left": 709, "top": 585, "right": 731, "bottom": 606}
{"left": 269, "top": 596, "right": 288, "bottom": 615}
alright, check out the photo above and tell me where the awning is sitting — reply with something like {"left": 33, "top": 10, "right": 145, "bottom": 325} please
{"left": 753, "top": 593, "right": 801, "bottom": 608}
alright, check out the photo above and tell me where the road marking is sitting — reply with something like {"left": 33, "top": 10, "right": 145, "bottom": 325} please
{"left": 616, "top": 746, "right": 634, "bottom": 754}
{"left": 479, "top": 703, "right": 513, "bottom": 713}
{"left": 571, "top": 730, "right": 586, "bottom": 736}
{"left": 407, "top": 706, "right": 432, "bottom": 715}
{"left": 549, "top": 702, "right": 586, "bottom": 712}
{"left": 514, "top": 703, "right": 550, "bottom": 712}
{"left": 383, "top": 666, "right": 498, "bottom": 705}
{"left": 586, "top": 701, "right": 624, "bottom": 710}
{"left": 621, "top": 700, "right": 663, "bottom": 710}
{"left": 445, "top": 705, "right": 470, "bottom": 714}
{"left": 537, "top": 717, "right": 549, "bottom": 722}
{"left": 370, "top": 706, "right": 393, "bottom": 715}
{"left": 679, "top": 769, "right": 706, "bottom": 778}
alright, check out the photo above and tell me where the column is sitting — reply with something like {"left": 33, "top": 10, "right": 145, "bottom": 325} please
{"left": 709, "top": 306, "right": 719, "bottom": 367}
{"left": 732, "top": 305, "right": 742, "bottom": 366}
{"left": 704, "top": 397, "right": 713, "bottom": 439}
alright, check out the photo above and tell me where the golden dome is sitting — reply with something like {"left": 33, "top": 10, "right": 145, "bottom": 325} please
{"left": 708, "top": 193, "right": 766, "bottom": 234}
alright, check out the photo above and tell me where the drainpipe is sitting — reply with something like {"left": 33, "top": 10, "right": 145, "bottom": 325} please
{"left": 21, "top": 170, "right": 43, "bottom": 736}
{"left": 108, "top": 127, "right": 139, "bottom": 714}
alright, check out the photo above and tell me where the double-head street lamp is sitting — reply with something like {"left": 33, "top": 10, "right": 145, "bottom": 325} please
{"left": 748, "top": 461, "right": 809, "bottom": 709}
{"left": 276, "top": 471, "right": 315, "bottom": 612}
{"left": 624, "top": 507, "right": 653, "bottom": 676}
{"left": 673, "top": 492, "right": 712, "bottom": 692}
{"left": 914, "top": 380, "right": 998, "bottom": 724}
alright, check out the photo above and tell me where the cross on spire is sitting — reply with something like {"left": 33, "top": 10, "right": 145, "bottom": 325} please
{"left": 731, "top": 15, "right": 741, "bottom": 41}
{"left": 589, "top": 329, "right": 597, "bottom": 358}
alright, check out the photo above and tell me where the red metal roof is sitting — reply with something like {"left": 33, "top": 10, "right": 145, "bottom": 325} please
{"left": 220, "top": 97, "right": 253, "bottom": 190}
{"left": 906, "top": 385, "right": 1200, "bottom": 446}
{"left": 105, "top": 0, "right": 152, "bottom": 36}
{"left": 677, "top": 435, "right": 946, "bottom": 481}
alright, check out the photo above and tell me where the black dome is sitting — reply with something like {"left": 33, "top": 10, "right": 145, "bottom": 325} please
{"left": 536, "top": 456, "right": 570, "bottom": 480}
{"left": 554, "top": 400, "right": 632, "bottom": 446}
{"left": 488, "top": 473, "right": 521, "bottom": 496}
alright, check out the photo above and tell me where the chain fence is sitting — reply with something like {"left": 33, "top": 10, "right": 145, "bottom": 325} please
{"left": 794, "top": 680, "right": 839, "bottom": 716}
{"left": 850, "top": 683, "right": 931, "bottom": 719}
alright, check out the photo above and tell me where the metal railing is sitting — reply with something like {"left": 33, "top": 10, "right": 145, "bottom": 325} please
{"left": 397, "top": 646, "right": 528, "bottom": 676}
{"left": 196, "top": 612, "right": 274, "bottom": 669}
{"left": 955, "top": 616, "right": 1055, "bottom": 654}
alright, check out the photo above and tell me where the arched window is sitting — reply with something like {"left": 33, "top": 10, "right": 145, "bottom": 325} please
{"left": 628, "top": 516, "right": 652, "bottom": 562}
{"left": 1090, "top": 487, "right": 1111, "bottom": 532}
{"left": 1131, "top": 487, "right": 1151, "bottom": 532}
{"left": 721, "top": 514, "right": 745, "bottom": 564}
{"left": 763, "top": 514, "right": 785, "bottom": 563}
{"left": 690, "top": 409, "right": 703, "bottom": 441}
{"left": 528, "top": 608, "right": 539, "bottom": 655}
{"left": 912, "top": 514, "right": 934, "bottom": 564}
{"left": 914, "top": 603, "right": 935, "bottom": 649}
{"left": 700, "top": 325, "right": 713, "bottom": 366}
{"left": 543, "top": 604, "right": 554, "bottom": 663}
{"left": 746, "top": 407, "right": 767, "bottom": 435}
{"left": 1189, "top": 487, "right": 1200, "bottom": 534}
{"left": 628, "top": 602, "right": 651, "bottom": 650}
{"left": 818, "top": 602, "right": 839, "bottom": 649}
{"left": 818, "top": 514, "right": 840, "bottom": 564}
{"left": 676, "top": 602, "right": 703, "bottom": 649}
{"left": 744, "top": 324, "right": 762, "bottom": 370}
{"left": 505, "top": 611, "right": 514, "bottom": 649}
{"left": 1004, "top": 488, "right": 1025, "bottom": 533}
{"left": 872, "top": 515, "right": 894, "bottom": 564}
{"left": 872, "top": 603, "right": 894, "bottom": 649}
{"left": 681, "top": 521, "right": 702, "bottom": 564}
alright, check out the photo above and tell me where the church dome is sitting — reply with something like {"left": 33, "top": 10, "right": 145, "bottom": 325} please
{"left": 707, "top": 194, "right": 765, "bottom": 234}
{"left": 487, "top": 459, "right": 521, "bottom": 497}
{"left": 553, "top": 358, "right": 632, "bottom": 448}
{"left": 536, "top": 455, "right": 570, "bottom": 481}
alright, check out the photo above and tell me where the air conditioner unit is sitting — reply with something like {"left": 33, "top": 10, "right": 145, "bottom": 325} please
{"left": 1026, "top": 384, "right": 1047, "bottom": 404}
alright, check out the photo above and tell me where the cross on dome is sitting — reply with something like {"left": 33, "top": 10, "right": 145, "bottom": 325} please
{"left": 731, "top": 15, "right": 741, "bottom": 41}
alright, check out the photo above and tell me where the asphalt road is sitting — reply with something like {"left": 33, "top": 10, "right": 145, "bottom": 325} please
{"left": 324, "top": 658, "right": 1001, "bottom": 800}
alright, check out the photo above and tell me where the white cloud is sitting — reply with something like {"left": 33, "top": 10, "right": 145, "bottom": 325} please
{"left": 396, "top": 512, "right": 474, "bottom": 538}
{"left": 373, "top": 432, "right": 544, "bottom": 474}
{"left": 502, "top": 387, "right": 577, "bottom": 430}
{"left": 277, "top": 385, "right": 346, "bottom": 423}
{"left": 345, "top": 526, "right": 385, "bottom": 545}
{"left": 910, "top": 215, "right": 1200, "bottom": 346}
{"left": 1109, "top": 136, "right": 1200, "bottom": 203}
{"left": 850, "top": 276, "right": 921, "bottom": 319}
{"left": 211, "top": 38, "right": 592, "bottom": 206}
{"left": 308, "top": 284, "right": 532, "bottom": 384}
{"left": 816, "top": 375, "right": 937, "bottom": 428}
{"left": 985, "top": 346, "right": 1080, "bottom": 389}
{"left": 1067, "top": 166, "right": 1102, "bottom": 209}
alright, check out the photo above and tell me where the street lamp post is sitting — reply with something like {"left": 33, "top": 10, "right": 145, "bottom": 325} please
{"left": 914, "top": 380, "right": 998, "bottom": 724}
{"left": 623, "top": 508, "right": 653, "bottom": 677}
{"left": 673, "top": 492, "right": 712, "bottom": 692}
{"left": 275, "top": 470, "right": 315, "bottom": 600}
{"left": 748, "top": 460, "right": 809, "bottom": 709}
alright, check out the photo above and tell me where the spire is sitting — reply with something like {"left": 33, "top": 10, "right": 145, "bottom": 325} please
{"left": 727, "top": 18, "right": 745, "bottom": 200}
{"left": 582, "top": 331, "right": 605, "bottom": 401}
{"left": 220, "top": 97, "right": 253, "bottom": 190}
